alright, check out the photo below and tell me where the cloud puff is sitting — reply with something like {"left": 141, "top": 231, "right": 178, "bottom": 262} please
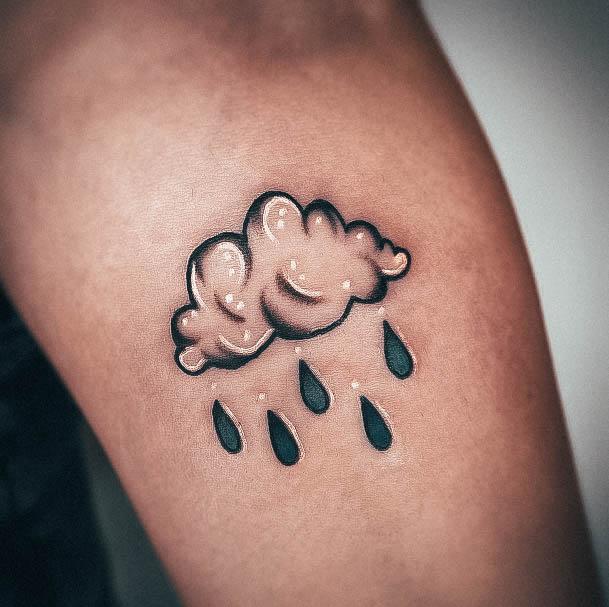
{"left": 172, "top": 191, "right": 410, "bottom": 374}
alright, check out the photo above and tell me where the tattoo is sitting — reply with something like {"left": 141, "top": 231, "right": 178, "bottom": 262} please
{"left": 266, "top": 410, "right": 301, "bottom": 466}
{"left": 212, "top": 400, "right": 243, "bottom": 454}
{"left": 298, "top": 360, "right": 331, "bottom": 414}
{"left": 172, "top": 191, "right": 414, "bottom": 465}
{"left": 383, "top": 320, "right": 414, "bottom": 379}
{"left": 360, "top": 396, "right": 392, "bottom": 451}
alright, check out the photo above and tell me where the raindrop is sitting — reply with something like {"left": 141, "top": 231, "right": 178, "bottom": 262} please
{"left": 383, "top": 320, "right": 413, "bottom": 379}
{"left": 212, "top": 400, "right": 242, "bottom": 454}
{"left": 267, "top": 410, "right": 300, "bottom": 466}
{"left": 298, "top": 360, "right": 330, "bottom": 414}
{"left": 360, "top": 395, "right": 392, "bottom": 451}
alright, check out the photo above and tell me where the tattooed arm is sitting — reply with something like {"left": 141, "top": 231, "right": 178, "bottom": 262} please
{"left": 0, "top": 2, "right": 600, "bottom": 605}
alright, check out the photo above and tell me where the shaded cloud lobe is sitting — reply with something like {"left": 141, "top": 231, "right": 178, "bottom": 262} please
{"left": 172, "top": 191, "right": 410, "bottom": 374}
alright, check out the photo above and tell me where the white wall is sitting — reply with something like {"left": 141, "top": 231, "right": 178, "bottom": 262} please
{"left": 422, "top": 0, "right": 609, "bottom": 595}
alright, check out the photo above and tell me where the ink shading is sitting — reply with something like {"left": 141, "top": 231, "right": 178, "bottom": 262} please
{"left": 172, "top": 191, "right": 410, "bottom": 375}
{"left": 267, "top": 410, "right": 300, "bottom": 466}
{"left": 298, "top": 360, "right": 330, "bottom": 414}
{"left": 383, "top": 320, "right": 413, "bottom": 379}
{"left": 212, "top": 400, "right": 242, "bottom": 454}
{"left": 172, "top": 191, "right": 415, "bottom": 465}
{"left": 360, "top": 396, "right": 392, "bottom": 451}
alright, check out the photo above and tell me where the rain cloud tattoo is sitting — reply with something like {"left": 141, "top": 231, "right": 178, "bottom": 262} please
{"left": 171, "top": 191, "right": 414, "bottom": 465}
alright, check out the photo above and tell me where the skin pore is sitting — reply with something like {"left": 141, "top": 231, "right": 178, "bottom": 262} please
{"left": 0, "top": 2, "right": 602, "bottom": 605}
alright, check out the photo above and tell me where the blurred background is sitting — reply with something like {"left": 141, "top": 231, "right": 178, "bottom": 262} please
{"left": 80, "top": 1, "right": 609, "bottom": 604}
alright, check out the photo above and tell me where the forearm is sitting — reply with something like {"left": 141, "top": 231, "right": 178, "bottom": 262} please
{"left": 0, "top": 3, "right": 600, "bottom": 605}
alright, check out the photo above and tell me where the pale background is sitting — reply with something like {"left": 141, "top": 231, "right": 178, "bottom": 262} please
{"left": 84, "top": 2, "right": 609, "bottom": 604}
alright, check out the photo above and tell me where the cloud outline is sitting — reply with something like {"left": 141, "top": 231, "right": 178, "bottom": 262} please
{"left": 171, "top": 190, "right": 411, "bottom": 375}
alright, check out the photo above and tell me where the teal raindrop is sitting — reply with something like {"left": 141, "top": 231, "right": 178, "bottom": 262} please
{"left": 212, "top": 400, "right": 242, "bottom": 454}
{"left": 298, "top": 360, "right": 330, "bottom": 414}
{"left": 383, "top": 320, "right": 413, "bottom": 379}
{"left": 267, "top": 410, "right": 300, "bottom": 466}
{"left": 360, "top": 395, "right": 392, "bottom": 451}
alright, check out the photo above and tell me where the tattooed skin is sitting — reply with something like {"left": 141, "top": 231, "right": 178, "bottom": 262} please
{"left": 171, "top": 191, "right": 414, "bottom": 465}
{"left": 171, "top": 191, "right": 410, "bottom": 375}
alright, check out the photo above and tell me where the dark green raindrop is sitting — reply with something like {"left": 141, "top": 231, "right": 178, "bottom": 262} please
{"left": 383, "top": 320, "right": 413, "bottom": 379}
{"left": 267, "top": 410, "right": 300, "bottom": 466}
{"left": 212, "top": 400, "right": 242, "bottom": 454}
{"left": 298, "top": 360, "right": 330, "bottom": 414}
{"left": 360, "top": 395, "right": 392, "bottom": 451}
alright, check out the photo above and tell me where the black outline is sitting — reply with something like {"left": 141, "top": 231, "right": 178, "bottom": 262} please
{"left": 172, "top": 191, "right": 411, "bottom": 375}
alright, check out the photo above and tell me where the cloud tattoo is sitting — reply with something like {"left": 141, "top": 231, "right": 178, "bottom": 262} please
{"left": 171, "top": 191, "right": 410, "bottom": 375}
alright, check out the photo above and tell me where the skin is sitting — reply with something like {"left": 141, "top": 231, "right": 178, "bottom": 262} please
{"left": 0, "top": 2, "right": 602, "bottom": 605}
